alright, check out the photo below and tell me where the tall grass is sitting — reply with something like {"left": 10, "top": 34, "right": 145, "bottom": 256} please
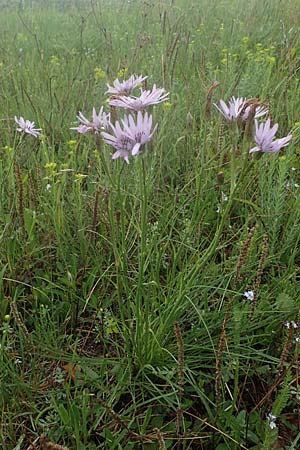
{"left": 1, "top": 0, "right": 300, "bottom": 448}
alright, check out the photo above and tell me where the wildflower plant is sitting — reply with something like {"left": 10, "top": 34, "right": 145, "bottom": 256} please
{"left": 249, "top": 118, "right": 292, "bottom": 154}
{"left": 3, "top": 4, "right": 300, "bottom": 448}
{"left": 214, "top": 96, "right": 246, "bottom": 121}
{"left": 214, "top": 96, "right": 268, "bottom": 122}
{"left": 102, "top": 111, "right": 158, "bottom": 163}
{"left": 106, "top": 74, "right": 147, "bottom": 96}
{"left": 109, "top": 84, "right": 169, "bottom": 111}
{"left": 70, "top": 107, "right": 110, "bottom": 135}
{"left": 15, "top": 116, "right": 42, "bottom": 137}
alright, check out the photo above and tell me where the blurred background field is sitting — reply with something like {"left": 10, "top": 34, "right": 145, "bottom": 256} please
{"left": 1, "top": 1, "right": 300, "bottom": 449}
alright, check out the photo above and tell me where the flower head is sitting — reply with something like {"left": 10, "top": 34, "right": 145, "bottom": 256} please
{"left": 266, "top": 412, "right": 277, "bottom": 430}
{"left": 214, "top": 97, "right": 245, "bottom": 121}
{"left": 249, "top": 119, "right": 292, "bottom": 154}
{"left": 106, "top": 74, "right": 147, "bottom": 96}
{"left": 242, "top": 104, "right": 268, "bottom": 121}
{"left": 214, "top": 97, "right": 268, "bottom": 122}
{"left": 70, "top": 107, "right": 110, "bottom": 134}
{"left": 109, "top": 85, "right": 169, "bottom": 111}
{"left": 101, "top": 111, "right": 157, "bottom": 163}
{"left": 243, "top": 290, "right": 254, "bottom": 301}
{"left": 15, "top": 116, "right": 42, "bottom": 137}
{"left": 285, "top": 320, "right": 298, "bottom": 329}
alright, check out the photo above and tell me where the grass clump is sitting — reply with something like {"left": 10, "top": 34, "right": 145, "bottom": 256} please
{"left": 1, "top": 0, "right": 300, "bottom": 449}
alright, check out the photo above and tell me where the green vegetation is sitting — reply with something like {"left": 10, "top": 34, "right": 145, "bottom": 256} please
{"left": 1, "top": 0, "right": 300, "bottom": 448}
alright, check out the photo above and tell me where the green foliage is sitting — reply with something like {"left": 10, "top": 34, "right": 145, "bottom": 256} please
{"left": 0, "top": 0, "right": 300, "bottom": 449}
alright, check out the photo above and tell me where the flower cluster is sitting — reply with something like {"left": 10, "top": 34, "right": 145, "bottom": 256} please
{"left": 285, "top": 320, "right": 298, "bottom": 329}
{"left": 266, "top": 412, "right": 277, "bottom": 430}
{"left": 104, "top": 75, "right": 167, "bottom": 162}
{"left": 14, "top": 73, "right": 167, "bottom": 165}
{"left": 70, "top": 74, "right": 166, "bottom": 164}
{"left": 214, "top": 96, "right": 292, "bottom": 154}
{"left": 14, "top": 78, "right": 292, "bottom": 160}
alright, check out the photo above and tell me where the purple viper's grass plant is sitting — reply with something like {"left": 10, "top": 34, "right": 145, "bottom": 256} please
{"left": 106, "top": 74, "right": 148, "bottom": 96}
{"left": 214, "top": 97, "right": 268, "bottom": 122}
{"left": 109, "top": 84, "right": 169, "bottom": 111}
{"left": 102, "top": 111, "right": 157, "bottom": 163}
{"left": 249, "top": 118, "right": 292, "bottom": 153}
{"left": 15, "top": 116, "right": 42, "bottom": 137}
{"left": 70, "top": 107, "right": 110, "bottom": 134}
{"left": 242, "top": 104, "right": 268, "bottom": 121}
{"left": 214, "top": 96, "right": 246, "bottom": 121}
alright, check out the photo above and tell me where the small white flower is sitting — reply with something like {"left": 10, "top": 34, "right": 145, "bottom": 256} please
{"left": 221, "top": 191, "right": 228, "bottom": 202}
{"left": 266, "top": 412, "right": 277, "bottom": 430}
{"left": 216, "top": 206, "right": 220, "bottom": 213}
{"left": 291, "top": 167, "right": 296, "bottom": 171}
{"left": 285, "top": 320, "right": 298, "bottom": 329}
{"left": 46, "top": 184, "right": 52, "bottom": 191}
{"left": 243, "top": 290, "right": 254, "bottom": 301}
{"left": 294, "top": 183, "right": 299, "bottom": 188}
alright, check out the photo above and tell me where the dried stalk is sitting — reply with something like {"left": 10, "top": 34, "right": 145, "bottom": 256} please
{"left": 174, "top": 321, "right": 184, "bottom": 435}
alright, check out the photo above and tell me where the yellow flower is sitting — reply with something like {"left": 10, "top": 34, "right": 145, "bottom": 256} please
{"left": 44, "top": 162, "right": 57, "bottom": 170}
{"left": 266, "top": 56, "right": 276, "bottom": 64}
{"left": 17, "top": 33, "right": 27, "bottom": 42}
{"left": 117, "top": 67, "right": 128, "bottom": 79}
{"left": 94, "top": 67, "right": 106, "bottom": 81}
{"left": 67, "top": 139, "right": 77, "bottom": 150}
{"left": 50, "top": 55, "right": 60, "bottom": 66}
{"left": 163, "top": 102, "right": 172, "bottom": 109}
{"left": 4, "top": 314, "right": 10, "bottom": 321}
{"left": 74, "top": 173, "right": 88, "bottom": 182}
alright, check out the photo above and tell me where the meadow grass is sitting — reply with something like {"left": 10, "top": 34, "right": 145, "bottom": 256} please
{"left": 1, "top": 0, "right": 300, "bottom": 448}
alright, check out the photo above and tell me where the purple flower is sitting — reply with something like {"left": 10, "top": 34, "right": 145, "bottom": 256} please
{"left": 214, "top": 97, "right": 269, "bottom": 122}
{"left": 214, "top": 97, "right": 245, "bottom": 121}
{"left": 109, "top": 85, "right": 169, "bottom": 111}
{"left": 249, "top": 119, "right": 292, "bottom": 154}
{"left": 106, "top": 74, "right": 147, "bottom": 96}
{"left": 15, "top": 116, "right": 42, "bottom": 137}
{"left": 70, "top": 107, "right": 110, "bottom": 134}
{"left": 242, "top": 105, "right": 268, "bottom": 121}
{"left": 101, "top": 111, "right": 157, "bottom": 163}
{"left": 122, "top": 111, "right": 158, "bottom": 156}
